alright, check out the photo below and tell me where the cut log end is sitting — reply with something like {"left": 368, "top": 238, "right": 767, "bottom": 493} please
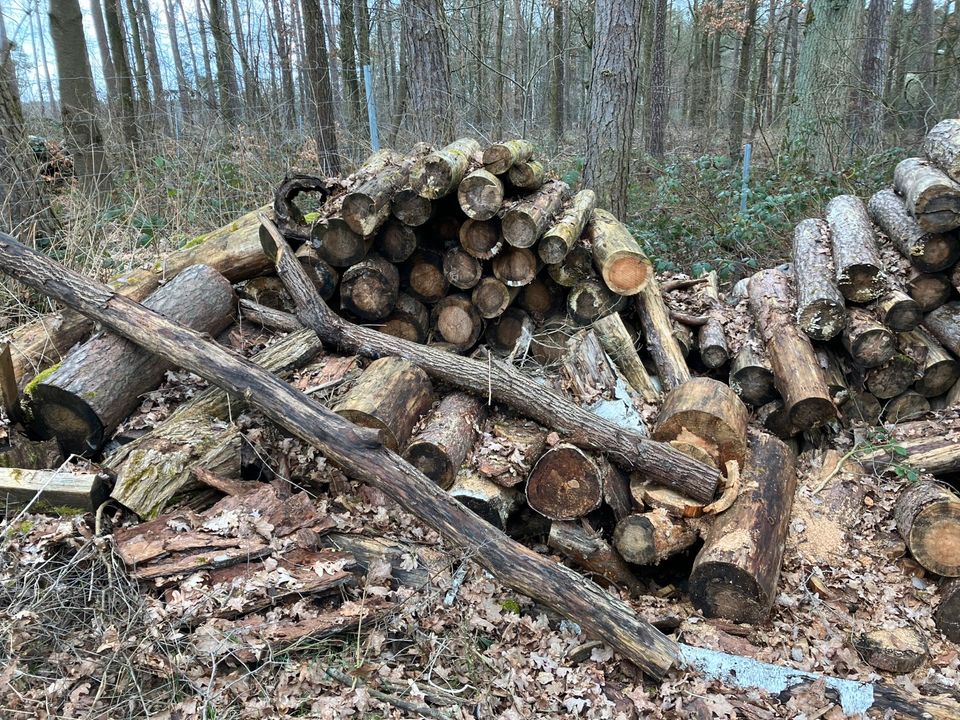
{"left": 797, "top": 302, "right": 846, "bottom": 341}
{"left": 688, "top": 562, "right": 770, "bottom": 624}
{"left": 526, "top": 444, "right": 603, "bottom": 521}
{"left": 838, "top": 265, "right": 884, "bottom": 302}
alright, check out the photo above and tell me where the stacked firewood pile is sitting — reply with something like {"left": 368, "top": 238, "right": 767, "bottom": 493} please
{"left": 3, "top": 125, "right": 960, "bottom": 678}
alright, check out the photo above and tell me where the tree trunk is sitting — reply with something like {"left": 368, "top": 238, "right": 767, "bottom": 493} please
{"left": 894, "top": 157, "right": 960, "bottom": 233}
{"left": 851, "top": 0, "right": 892, "bottom": 153}
{"left": 646, "top": 0, "right": 667, "bottom": 159}
{"left": 104, "top": 0, "right": 138, "bottom": 143}
{"left": 122, "top": 0, "right": 151, "bottom": 111}
{"left": 550, "top": 1, "right": 565, "bottom": 145}
{"left": 697, "top": 271, "right": 729, "bottom": 369}
{"left": 457, "top": 169, "right": 504, "bottom": 221}
{"left": 895, "top": 481, "right": 960, "bottom": 577}
{"left": 209, "top": 0, "right": 241, "bottom": 123}
{"left": 593, "top": 312, "right": 659, "bottom": 402}
{"left": 924, "top": 301, "right": 960, "bottom": 356}
{"left": 271, "top": 0, "right": 297, "bottom": 126}
{"left": 162, "top": 0, "right": 191, "bottom": 121}
{"left": 228, "top": 0, "right": 256, "bottom": 113}
{"left": 138, "top": 0, "right": 167, "bottom": 115}
{"left": 433, "top": 294, "right": 483, "bottom": 349}
{"left": 402, "top": 0, "right": 454, "bottom": 144}
{"left": 924, "top": 118, "right": 960, "bottom": 182}
{"left": 301, "top": 0, "right": 341, "bottom": 175}
{"left": 526, "top": 443, "right": 606, "bottom": 521}
{"left": 907, "top": 327, "right": 960, "bottom": 397}
{"left": 89, "top": 0, "right": 118, "bottom": 101}
{"left": 728, "top": 0, "right": 757, "bottom": 155}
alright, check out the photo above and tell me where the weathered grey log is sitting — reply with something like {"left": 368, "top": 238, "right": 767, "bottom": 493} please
{"left": 548, "top": 521, "right": 644, "bottom": 595}
{"left": 908, "top": 270, "right": 953, "bottom": 312}
{"left": 404, "top": 393, "right": 486, "bottom": 489}
{"left": 442, "top": 247, "right": 483, "bottom": 290}
{"left": 635, "top": 277, "right": 691, "bottom": 391}
{"left": 410, "top": 138, "right": 482, "bottom": 199}
{"left": 341, "top": 152, "right": 411, "bottom": 236}
{"left": 492, "top": 246, "right": 538, "bottom": 287}
{"left": 935, "top": 578, "right": 960, "bottom": 642}
{"left": 518, "top": 277, "right": 561, "bottom": 321}
{"left": 448, "top": 470, "right": 522, "bottom": 530}
{"left": 593, "top": 313, "right": 659, "bottom": 402}
{"left": 729, "top": 330, "right": 777, "bottom": 406}
{"left": 547, "top": 245, "right": 593, "bottom": 287}
{"left": 906, "top": 327, "right": 960, "bottom": 397}
{"left": 405, "top": 251, "right": 449, "bottom": 303}
{"left": 868, "top": 188, "right": 960, "bottom": 272}
{"left": 0, "top": 467, "right": 112, "bottom": 511}
{"left": 613, "top": 510, "right": 699, "bottom": 565}
{"left": 697, "top": 271, "right": 729, "bottom": 369}
{"left": 472, "top": 277, "right": 519, "bottom": 319}
{"left": 894, "top": 157, "right": 960, "bottom": 232}
{"left": 482, "top": 139, "right": 534, "bottom": 175}
{"left": 295, "top": 244, "right": 339, "bottom": 300}
{"left": 391, "top": 188, "right": 432, "bottom": 227}
{"left": 923, "top": 118, "right": 960, "bottom": 183}
{"left": 502, "top": 180, "right": 569, "bottom": 249}
{"left": 864, "top": 351, "right": 918, "bottom": 400}
{"left": 825, "top": 195, "right": 884, "bottom": 302}
{"left": 842, "top": 307, "right": 896, "bottom": 368}
{"left": 539, "top": 190, "right": 596, "bottom": 264}
{"left": 884, "top": 391, "right": 930, "bottom": 423}
{"left": 375, "top": 219, "right": 419, "bottom": 263}
{"left": 875, "top": 289, "right": 922, "bottom": 332}
{"left": 792, "top": 218, "right": 845, "bottom": 340}
{"left": 457, "top": 169, "right": 504, "bottom": 220}
{"left": 924, "top": 302, "right": 960, "bottom": 356}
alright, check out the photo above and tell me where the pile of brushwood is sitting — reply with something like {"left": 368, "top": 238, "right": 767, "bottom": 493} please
{"left": 4, "top": 125, "right": 960, "bottom": 716}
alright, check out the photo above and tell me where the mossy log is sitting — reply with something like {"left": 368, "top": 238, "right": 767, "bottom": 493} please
{"left": 635, "top": 277, "right": 691, "bottom": 391}
{"left": 826, "top": 195, "right": 884, "bottom": 302}
{"left": 457, "top": 169, "right": 504, "bottom": 220}
{"left": 539, "top": 190, "right": 596, "bottom": 264}
{"left": 547, "top": 245, "right": 593, "bottom": 287}
{"left": 381, "top": 293, "right": 430, "bottom": 344}
{"left": 0, "top": 467, "right": 112, "bottom": 511}
{"left": 502, "top": 180, "right": 569, "bottom": 249}
{"left": 593, "top": 312, "right": 659, "bottom": 402}
{"left": 403, "top": 392, "right": 486, "bottom": 489}
{"left": 868, "top": 188, "right": 960, "bottom": 272}
{"left": 792, "top": 218, "right": 846, "bottom": 339}
{"left": 588, "top": 209, "right": 652, "bottom": 296}
{"left": 472, "top": 277, "right": 520, "bottom": 319}
{"left": 442, "top": 247, "right": 483, "bottom": 290}
{"left": 482, "top": 139, "right": 534, "bottom": 175}
{"left": 895, "top": 481, "right": 960, "bottom": 577}
{"left": 613, "top": 510, "right": 699, "bottom": 565}
{"left": 548, "top": 521, "right": 643, "bottom": 595}
{"left": 729, "top": 330, "right": 777, "bottom": 406}
{"left": 433, "top": 294, "right": 483, "bottom": 351}
{"left": 410, "top": 138, "right": 482, "bottom": 199}
{"left": 894, "top": 157, "right": 960, "bottom": 232}
{"left": 506, "top": 159, "right": 544, "bottom": 190}
{"left": 339, "top": 254, "right": 399, "bottom": 321}
{"left": 924, "top": 118, "right": 960, "bottom": 182}
{"left": 842, "top": 307, "right": 896, "bottom": 368}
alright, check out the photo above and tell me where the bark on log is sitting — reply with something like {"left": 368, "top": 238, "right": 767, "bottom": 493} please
{"left": 792, "top": 218, "right": 846, "bottom": 340}
{"left": 883, "top": 391, "right": 930, "bottom": 423}
{"left": 0, "top": 467, "right": 112, "bottom": 511}
{"left": 864, "top": 352, "right": 918, "bottom": 400}
{"left": 482, "top": 139, "right": 534, "bottom": 175}
{"left": 448, "top": 471, "right": 522, "bottom": 531}
{"left": 525, "top": 443, "right": 605, "bottom": 520}
{"left": 472, "top": 277, "right": 519, "bottom": 319}
{"left": 842, "top": 307, "right": 896, "bottom": 368}
{"left": 339, "top": 254, "right": 399, "bottom": 321}
{"left": 748, "top": 269, "right": 835, "bottom": 430}
{"left": 506, "top": 160, "right": 544, "bottom": 190}
{"left": 492, "top": 246, "right": 538, "bottom": 287}
{"left": 672, "top": 322, "right": 695, "bottom": 359}
{"left": 588, "top": 209, "right": 652, "bottom": 296}
{"left": 547, "top": 245, "right": 593, "bottom": 287}
{"left": 433, "top": 294, "right": 483, "bottom": 350}
{"left": 475, "top": 414, "right": 548, "bottom": 488}
{"left": 636, "top": 277, "right": 691, "bottom": 391}
{"left": 935, "top": 578, "right": 960, "bottom": 642}
{"left": 403, "top": 392, "right": 486, "bottom": 489}
{"left": 895, "top": 481, "right": 960, "bottom": 577}
{"left": 518, "top": 277, "right": 562, "bottom": 321}
{"left": 0, "top": 231, "right": 683, "bottom": 678}
{"left": 548, "top": 521, "right": 644, "bottom": 595}
{"left": 539, "top": 190, "right": 597, "bottom": 264}
{"left": 816, "top": 347, "right": 847, "bottom": 399}
{"left": 485, "top": 308, "right": 533, "bottom": 353}
{"left": 405, "top": 251, "right": 450, "bottom": 303}
{"left": 341, "top": 152, "right": 410, "bottom": 236}
{"left": 826, "top": 195, "right": 885, "bottom": 302}
{"left": 697, "top": 271, "right": 729, "bottom": 369}
{"left": 0, "top": 343, "right": 19, "bottom": 424}
{"left": 908, "top": 271, "right": 952, "bottom": 312}
{"left": 689, "top": 431, "right": 797, "bottom": 623}
{"left": 861, "top": 431, "right": 960, "bottom": 477}
{"left": 593, "top": 312, "right": 659, "bottom": 402}
{"left": 906, "top": 327, "right": 960, "bottom": 397}
{"left": 238, "top": 300, "right": 301, "bottom": 333}
{"left": 876, "top": 289, "right": 922, "bottom": 332}
{"left": 502, "top": 180, "right": 569, "bottom": 249}
{"left": 296, "top": 244, "right": 339, "bottom": 300}
{"left": 381, "top": 293, "right": 430, "bottom": 344}
{"left": 868, "top": 188, "right": 960, "bottom": 272}
{"left": 459, "top": 218, "right": 503, "bottom": 259}
{"left": 391, "top": 188, "right": 432, "bottom": 227}
{"left": 333, "top": 357, "right": 434, "bottom": 451}
{"left": 442, "top": 247, "right": 483, "bottom": 290}
{"left": 457, "top": 169, "right": 504, "bottom": 220}
{"left": 375, "top": 219, "right": 418, "bottom": 263}
{"left": 924, "top": 302, "right": 960, "bottom": 356}
{"left": 410, "top": 138, "right": 482, "bottom": 199}
{"left": 568, "top": 279, "right": 626, "bottom": 325}
{"left": 273, "top": 174, "right": 336, "bottom": 244}
{"left": 894, "top": 157, "right": 960, "bottom": 232}
{"left": 613, "top": 510, "right": 698, "bottom": 565}
{"left": 729, "top": 330, "right": 777, "bottom": 406}
{"left": 924, "top": 118, "right": 960, "bottom": 182}
{"left": 30, "top": 265, "right": 236, "bottom": 456}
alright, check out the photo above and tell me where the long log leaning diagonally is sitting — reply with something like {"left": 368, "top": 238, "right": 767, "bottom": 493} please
{"left": 635, "top": 276, "right": 691, "bottom": 392}
{"left": 0, "top": 231, "right": 681, "bottom": 679}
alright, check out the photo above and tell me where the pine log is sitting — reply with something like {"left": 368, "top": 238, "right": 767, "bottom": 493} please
{"left": 593, "top": 313, "right": 659, "bottom": 402}
{"left": 868, "top": 188, "right": 960, "bottom": 272}
{"left": 839, "top": 389, "right": 883, "bottom": 426}
{"left": 410, "top": 138, "right": 481, "bottom": 199}
{"left": 525, "top": 443, "right": 606, "bottom": 520}
{"left": 894, "top": 157, "right": 960, "bottom": 232}
{"left": 935, "top": 578, "right": 960, "bottom": 642}
{"left": 448, "top": 470, "right": 521, "bottom": 530}
{"left": 672, "top": 322, "right": 695, "bottom": 358}
{"left": 458, "top": 169, "right": 504, "bottom": 220}
{"left": 339, "top": 254, "right": 399, "bottom": 321}
{"left": 924, "top": 118, "right": 960, "bottom": 182}
{"left": 876, "top": 289, "right": 922, "bottom": 332}
{"left": 568, "top": 279, "right": 626, "bottom": 325}
{"left": 652, "top": 378, "right": 748, "bottom": 470}
{"left": 0, "top": 467, "right": 112, "bottom": 511}
{"left": 884, "top": 391, "right": 930, "bottom": 423}
{"left": 539, "top": 190, "right": 597, "bottom": 264}
{"left": 826, "top": 195, "right": 885, "bottom": 302}
{"left": 0, "top": 343, "right": 19, "bottom": 423}
{"left": 341, "top": 153, "right": 410, "bottom": 236}
{"left": 391, "top": 188, "right": 432, "bottom": 227}
{"left": 792, "top": 218, "right": 846, "bottom": 339}
{"left": 459, "top": 218, "right": 503, "bottom": 259}
{"left": 697, "top": 272, "right": 729, "bottom": 369}
{"left": 588, "top": 209, "right": 652, "bottom": 296}
{"left": 636, "top": 277, "right": 691, "bottom": 391}
{"left": 518, "top": 277, "right": 562, "bottom": 321}
{"left": 29, "top": 265, "right": 235, "bottom": 456}
{"left": 502, "top": 180, "right": 569, "bottom": 249}
{"left": 333, "top": 357, "right": 434, "bottom": 451}
{"left": 924, "top": 302, "right": 960, "bottom": 356}
{"left": 548, "top": 521, "right": 643, "bottom": 595}
{"left": 865, "top": 352, "right": 918, "bottom": 400}
{"left": 442, "top": 247, "right": 483, "bottom": 290}
{"left": 860, "top": 428, "right": 960, "bottom": 476}
{"left": 485, "top": 308, "right": 533, "bottom": 353}
{"left": 547, "top": 245, "right": 593, "bottom": 287}
{"left": 729, "top": 330, "right": 777, "bottom": 406}
{"left": 689, "top": 431, "right": 797, "bottom": 623}
{"left": 492, "top": 246, "right": 538, "bottom": 287}
{"left": 472, "top": 277, "right": 520, "bottom": 319}
{"left": 748, "top": 269, "right": 835, "bottom": 430}
{"left": 613, "top": 510, "right": 698, "bottom": 565}
{"left": 630, "top": 480, "right": 705, "bottom": 518}
{"left": 482, "top": 139, "right": 534, "bottom": 175}
{"left": 0, "top": 230, "right": 684, "bottom": 678}
{"left": 375, "top": 219, "right": 418, "bottom": 263}
{"left": 434, "top": 294, "right": 484, "bottom": 350}
{"left": 406, "top": 251, "right": 449, "bottom": 303}
{"left": 403, "top": 392, "right": 486, "bottom": 489}
{"left": 506, "top": 160, "right": 544, "bottom": 190}
{"left": 842, "top": 307, "right": 897, "bottom": 368}
{"left": 295, "top": 244, "right": 339, "bottom": 300}
{"left": 908, "top": 271, "right": 952, "bottom": 311}
{"left": 895, "top": 481, "right": 960, "bottom": 577}
{"left": 906, "top": 327, "right": 960, "bottom": 396}
{"left": 381, "top": 293, "right": 430, "bottom": 344}
{"left": 106, "top": 329, "right": 323, "bottom": 518}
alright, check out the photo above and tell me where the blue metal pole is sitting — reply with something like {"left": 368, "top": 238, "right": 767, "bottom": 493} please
{"left": 740, "top": 143, "right": 752, "bottom": 213}
{"left": 363, "top": 64, "right": 380, "bottom": 151}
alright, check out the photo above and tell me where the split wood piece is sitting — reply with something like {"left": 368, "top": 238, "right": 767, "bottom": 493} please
{"left": 613, "top": 510, "right": 698, "bottom": 565}
{"left": 492, "top": 246, "right": 537, "bottom": 287}
{"left": 924, "top": 118, "right": 960, "bottom": 182}
{"left": 0, "top": 233, "right": 686, "bottom": 679}
{"left": 588, "top": 209, "right": 652, "bottom": 296}
{"left": 459, "top": 218, "right": 503, "bottom": 259}
{"left": 259, "top": 221, "right": 722, "bottom": 500}
{"left": 506, "top": 159, "right": 544, "bottom": 190}
{"left": 391, "top": 188, "right": 432, "bottom": 227}
{"left": 485, "top": 308, "right": 533, "bottom": 353}
{"left": 630, "top": 478, "right": 705, "bottom": 518}
{"left": 792, "top": 218, "right": 846, "bottom": 340}
{"left": 935, "top": 578, "right": 960, "bottom": 642}
{"left": 0, "top": 433, "right": 61, "bottom": 470}
{"left": 404, "top": 393, "right": 486, "bottom": 489}
{"left": 840, "top": 390, "right": 883, "bottom": 426}
{"left": 652, "top": 378, "right": 748, "bottom": 470}
{"left": 502, "top": 180, "right": 569, "bottom": 249}
{"left": 472, "top": 277, "right": 520, "bottom": 319}
{"left": 895, "top": 481, "right": 960, "bottom": 577}
{"left": 448, "top": 470, "right": 522, "bottom": 530}
{"left": 0, "top": 467, "right": 112, "bottom": 511}
{"left": 842, "top": 307, "right": 896, "bottom": 368}
{"left": 475, "top": 414, "right": 548, "bottom": 488}
{"left": 375, "top": 219, "right": 418, "bottom": 263}
{"left": 482, "top": 139, "right": 534, "bottom": 175}
{"left": 868, "top": 188, "right": 960, "bottom": 272}
{"left": 540, "top": 190, "right": 597, "bottom": 264}
{"left": 748, "top": 269, "right": 835, "bottom": 431}
{"left": 603, "top": 462, "right": 633, "bottom": 523}
{"left": 381, "top": 293, "right": 430, "bottom": 344}
{"left": 342, "top": 154, "right": 410, "bottom": 236}
{"left": 924, "top": 302, "right": 960, "bottom": 356}
{"left": 547, "top": 245, "right": 593, "bottom": 287}
{"left": 405, "top": 251, "right": 450, "bottom": 304}
{"left": 697, "top": 272, "right": 729, "bottom": 369}
{"left": 689, "top": 431, "right": 797, "bottom": 623}
{"left": 339, "top": 254, "right": 399, "bottom": 321}
{"left": 518, "top": 277, "right": 562, "bottom": 321}
{"left": 865, "top": 352, "right": 918, "bottom": 400}
{"left": 894, "top": 157, "right": 960, "bottom": 232}
{"left": 876, "top": 289, "right": 922, "bottom": 332}
{"left": 729, "top": 330, "right": 777, "bottom": 406}
{"left": 826, "top": 195, "right": 885, "bottom": 302}
{"left": 884, "top": 391, "right": 931, "bottom": 423}
{"left": 568, "top": 278, "right": 627, "bottom": 325}
{"left": 106, "top": 329, "right": 324, "bottom": 518}
{"left": 410, "top": 138, "right": 482, "bottom": 200}
{"left": 853, "top": 628, "right": 929, "bottom": 674}
{"left": 442, "top": 247, "right": 483, "bottom": 290}
{"left": 0, "top": 343, "right": 19, "bottom": 424}
{"left": 29, "top": 265, "right": 236, "bottom": 457}
{"left": 526, "top": 443, "right": 606, "bottom": 521}
{"left": 593, "top": 313, "right": 659, "bottom": 402}
{"left": 458, "top": 169, "right": 504, "bottom": 220}
{"left": 906, "top": 327, "right": 960, "bottom": 397}
{"left": 636, "top": 277, "right": 691, "bottom": 391}
{"left": 295, "top": 244, "right": 339, "bottom": 300}
{"left": 549, "top": 521, "right": 644, "bottom": 595}
{"left": 5, "top": 205, "right": 271, "bottom": 387}
{"left": 237, "top": 276, "right": 288, "bottom": 311}
{"left": 433, "top": 294, "right": 483, "bottom": 351}
{"left": 908, "top": 270, "right": 952, "bottom": 312}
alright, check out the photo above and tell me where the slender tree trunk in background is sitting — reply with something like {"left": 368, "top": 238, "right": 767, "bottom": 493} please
{"left": 35, "top": 10, "right": 58, "bottom": 116}
{"left": 915, "top": 0, "right": 934, "bottom": 135}
{"left": 272, "top": 0, "right": 298, "bottom": 126}
{"left": 756, "top": 0, "right": 777, "bottom": 128}
{"left": 551, "top": 0, "right": 564, "bottom": 146}
{"left": 708, "top": 17, "right": 723, "bottom": 129}
{"left": 774, "top": 1, "right": 797, "bottom": 118}
{"left": 402, "top": 0, "right": 455, "bottom": 144}
{"left": 638, "top": 0, "right": 654, "bottom": 139}
{"left": 355, "top": 0, "right": 372, "bottom": 144}
{"left": 511, "top": 0, "right": 526, "bottom": 127}
{"left": 584, "top": 0, "right": 642, "bottom": 216}
{"left": 163, "top": 0, "right": 191, "bottom": 122}
{"left": 229, "top": 0, "right": 257, "bottom": 112}
{"left": 647, "top": 0, "right": 667, "bottom": 160}
{"left": 851, "top": 0, "right": 892, "bottom": 154}
{"left": 196, "top": 0, "right": 216, "bottom": 110}
{"left": 179, "top": 0, "right": 202, "bottom": 112}
{"left": 884, "top": 0, "right": 904, "bottom": 105}
{"left": 728, "top": 0, "right": 757, "bottom": 154}
{"left": 90, "top": 0, "right": 118, "bottom": 101}
{"left": 474, "top": 0, "right": 484, "bottom": 127}
{"left": 292, "top": 0, "right": 309, "bottom": 120}
{"left": 301, "top": 0, "right": 341, "bottom": 175}
{"left": 380, "top": 0, "right": 394, "bottom": 113}
{"left": 494, "top": 0, "right": 505, "bottom": 137}
{"left": 123, "top": 0, "right": 151, "bottom": 112}
{"left": 138, "top": 0, "right": 166, "bottom": 115}
{"left": 340, "top": 0, "right": 362, "bottom": 133}
{"left": 105, "top": 0, "right": 138, "bottom": 143}
{"left": 209, "top": 0, "right": 242, "bottom": 123}
{"left": 49, "top": 0, "right": 109, "bottom": 189}
{"left": 688, "top": 2, "right": 708, "bottom": 125}
{"left": 390, "top": 31, "right": 408, "bottom": 144}
{"left": 321, "top": 0, "right": 342, "bottom": 122}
